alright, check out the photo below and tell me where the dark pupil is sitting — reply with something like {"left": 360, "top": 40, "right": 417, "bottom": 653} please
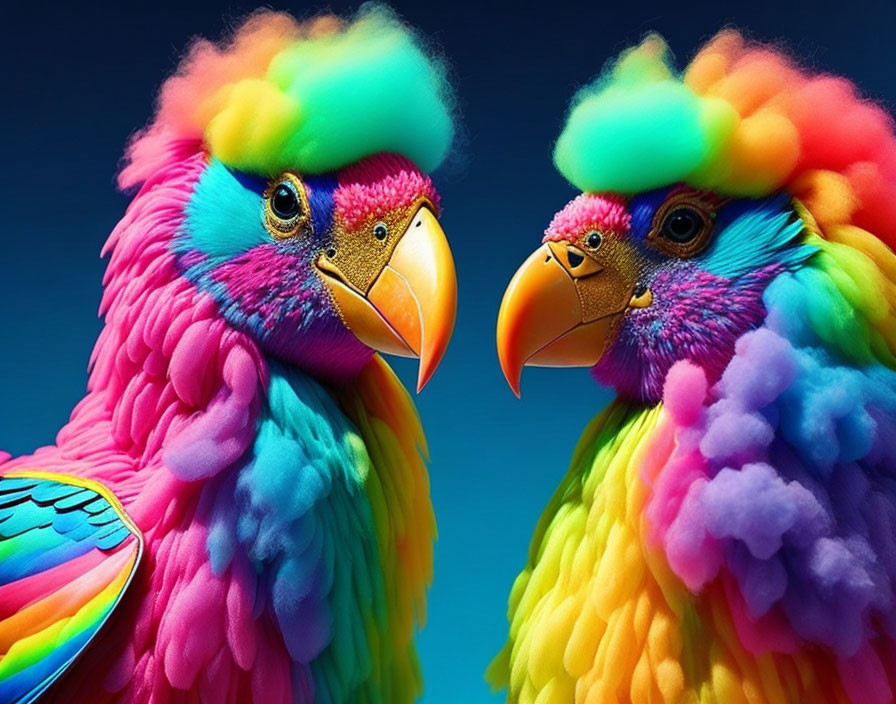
{"left": 271, "top": 185, "right": 300, "bottom": 220}
{"left": 586, "top": 232, "right": 602, "bottom": 249}
{"left": 663, "top": 208, "right": 702, "bottom": 243}
{"left": 374, "top": 224, "right": 388, "bottom": 240}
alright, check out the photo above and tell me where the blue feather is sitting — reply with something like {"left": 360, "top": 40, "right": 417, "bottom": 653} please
{"left": 179, "top": 159, "right": 270, "bottom": 261}
{"left": 701, "top": 194, "right": 816, "bottom": 278}
{"left": 53, "top": 488, "right": 96, "bottom": 511}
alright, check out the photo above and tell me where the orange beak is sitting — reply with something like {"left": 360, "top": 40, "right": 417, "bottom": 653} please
{"left": 319, "top": 206, "right": 457, "bottom": 392}
{"left": 496, "top": 240, "right": 650, "bottom": 396}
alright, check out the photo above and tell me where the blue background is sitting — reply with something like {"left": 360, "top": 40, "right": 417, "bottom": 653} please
{"left": 2, "top": 1, "right": 895, "bottom": 701}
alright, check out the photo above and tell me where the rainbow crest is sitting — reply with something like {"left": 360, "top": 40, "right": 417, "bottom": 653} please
{"left": 120, "top": 5, "right": 455, "bottom": 188}
{"left": 554, "top": 31, "right": 896, "bottom": 250}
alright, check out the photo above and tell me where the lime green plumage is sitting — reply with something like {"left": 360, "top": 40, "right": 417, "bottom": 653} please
{"left": 488, "top": 403, "right": 668, "bottom": 702}
{"left": 765, "top": 220, "right": 896, "bottom": 368}
{"left": 552, "top": 36, "right": 737, "bottom": 196}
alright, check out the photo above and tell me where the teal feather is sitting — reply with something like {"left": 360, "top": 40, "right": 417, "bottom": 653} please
{"left": 701, "top": 194, "right": 816, "bottom": 279}
{"left": 86, "top": 506, "right": 121, "bottom": 526}
{"left": 0, "top": 492, "right": 31, "bottom": 510}
{"left": 0, "top": 503, "right": 51, "bottom": 538}
{"left": 30, "top": 483, "right": 84, "bottom": 504}
{"left": 53, "top": 489, "right": 96, "bottom": 511}
{"left": 0, "top": 478, "right": 39, "bottom": 493}
{"left": 180, "top": 159, "right": 268, "bottom": 261}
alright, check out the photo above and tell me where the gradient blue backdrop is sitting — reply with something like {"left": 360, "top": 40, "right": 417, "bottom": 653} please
{"left": 3, "top": 1, "right": 895, "bottom": 701}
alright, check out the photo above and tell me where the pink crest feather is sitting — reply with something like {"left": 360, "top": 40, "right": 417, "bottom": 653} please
{"left": 335, "top": 154, "right": 439, "bottom": 231}
{"left": 543, "top": 193, "right": 631, "bottom": 243}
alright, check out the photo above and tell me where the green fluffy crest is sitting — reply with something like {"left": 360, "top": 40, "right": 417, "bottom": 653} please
{"left": 553, "top": 35, "right": 736, "bottom": 195}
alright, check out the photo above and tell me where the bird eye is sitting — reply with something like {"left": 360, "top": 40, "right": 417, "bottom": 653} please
{"left": 373, "top": 222, "right": 388, "bottom": 241}
{"left": 648, "top": 193, "right": 715, "bottom": 258}
{"left": 585, "top": 231, "right": 603, "bottom": 250}
{"left": 271, "top": 185, "right": 300, "bottom": 220}
{"left": 661, "top": 207, "right": 702, "bottom": 244}
{"left": 264, "top": 174, "right": 310, "bottom": 239}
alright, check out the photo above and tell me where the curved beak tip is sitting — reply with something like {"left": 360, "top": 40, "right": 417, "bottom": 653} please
{"left": 416, "top": 311, "right": 456, "bottom": 393}
{"left": 495, "top": 241, "right": 627, "bottom": 395}
{"left": 415, "top": 360, "right": 437, "bottom": 393}
{"left": 496, "top": 342, "right": 523, "bottom": 398}
{"left": 495, "top": 244, "right": 571, "bottom": 398}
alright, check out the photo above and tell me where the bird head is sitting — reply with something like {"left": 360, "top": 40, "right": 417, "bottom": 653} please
{"left": 497, "top": 187, "right": 812, "bottom": 401}
{"left": 175, "top": 152, "right": 454, "bottom": 392}
{"left": 120, "top": 8, "right": 457, "bottom": 390}
{"left": 497, "top": 32, "right": 896, "bottom": 402}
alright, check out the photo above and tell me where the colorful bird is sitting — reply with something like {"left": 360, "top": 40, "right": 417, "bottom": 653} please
{"left": 0, "top": 7, "right": 456, "bottom": 703}
{"left": 492, "top": 32, "right": 896, "bottom": 704}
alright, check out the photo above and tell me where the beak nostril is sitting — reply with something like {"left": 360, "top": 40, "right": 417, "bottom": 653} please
{"left": 567, "top": 250, "right": 585, "bottom": 268}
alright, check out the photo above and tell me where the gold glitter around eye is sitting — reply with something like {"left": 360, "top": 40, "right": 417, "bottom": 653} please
{"left": 264, "top": 172, "right": 312, "bottom": 240}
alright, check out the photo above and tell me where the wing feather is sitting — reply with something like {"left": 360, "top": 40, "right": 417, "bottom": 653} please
{"left": 0, "top": 471, "right": 143, "bottom": 704}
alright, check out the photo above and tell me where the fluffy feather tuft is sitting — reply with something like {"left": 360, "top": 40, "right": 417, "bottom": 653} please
{"left": 119, "top": 4, "right": 455, "bottom": 188}
{"left": 649, "top": 322, "right": 896, "bottom": 659}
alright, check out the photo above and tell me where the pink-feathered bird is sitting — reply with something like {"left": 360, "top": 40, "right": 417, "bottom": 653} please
{"left": 0, "top": 7, "right": 457, "bottom": 703}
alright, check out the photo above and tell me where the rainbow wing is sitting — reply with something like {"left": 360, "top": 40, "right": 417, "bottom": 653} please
{"left": 0, "top": 472, "right": 143, "bottom": 704}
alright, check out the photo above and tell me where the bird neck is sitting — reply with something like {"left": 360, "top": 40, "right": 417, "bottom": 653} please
{"left": 489, "top": 401, "right": 681, "bottom": 695}
{"left": 490, "top": 396, "right": 853, "bottom": 701}
{"left": 195, "top": 353, "right": 433, "bottom": 700}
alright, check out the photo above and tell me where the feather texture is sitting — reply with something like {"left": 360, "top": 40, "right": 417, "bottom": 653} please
{"left": 0, "top": 473, "right": 142, "bottom": 704}
{"left": 2, "top": 7, "right": 448, "bottom": 702}
{"left": 489, "top": 401, "right": 859, "bottom": 703}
